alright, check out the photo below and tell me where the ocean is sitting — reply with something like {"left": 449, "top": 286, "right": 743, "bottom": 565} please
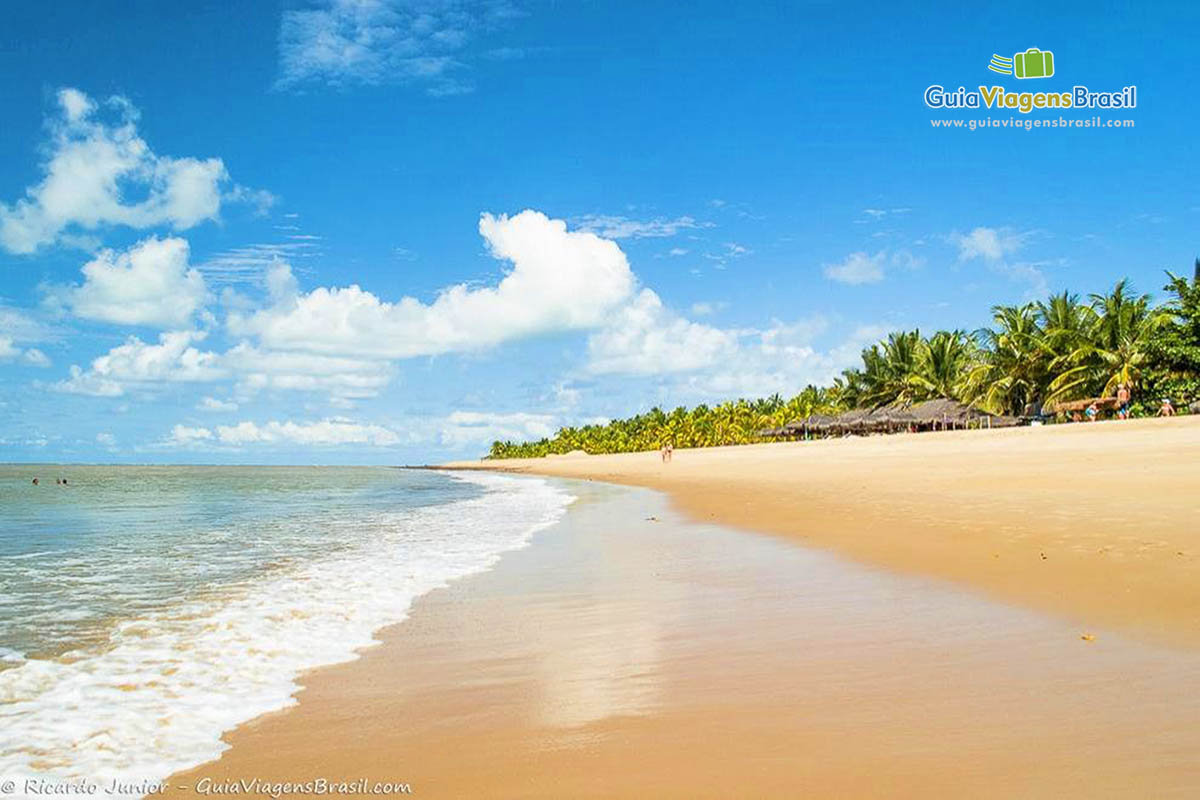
{"left": 0, "top": 465, "right": 571, "bottom": 791}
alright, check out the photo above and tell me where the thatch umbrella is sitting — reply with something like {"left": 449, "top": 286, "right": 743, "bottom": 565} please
{"left": 786, "top": 413, "right": 837, "bottom": 438}
{"left": 902, "top": 398, "right": 983, "bottom": 429}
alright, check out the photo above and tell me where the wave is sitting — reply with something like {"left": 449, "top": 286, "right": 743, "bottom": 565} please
{"left": 0, "top": 472, "right": 572, "bottom": 795}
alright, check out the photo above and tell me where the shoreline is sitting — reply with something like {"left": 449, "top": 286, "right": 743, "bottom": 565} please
{"left": 444, "top": 416, "right": 1200, "bottom": 651}
{"left": 168, "top": 475, "right": 1200, "bottom": 797}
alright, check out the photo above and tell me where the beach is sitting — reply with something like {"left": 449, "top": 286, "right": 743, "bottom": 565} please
{"left": 169, "top": 470, "right": 1200, "bottom": 798}
{"left": 9, "top": 418, "right": 1200, "bottom": 797}
{"left": 449, "top": 415, "right": 1200, "bottom": 651}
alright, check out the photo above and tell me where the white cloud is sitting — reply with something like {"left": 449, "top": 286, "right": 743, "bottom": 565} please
{"left": 48, "top": 328, "right": 393, "bottom": 403}
{"left": 228, "top": 210, "right": 636, "bottom": 359}
{"left": 823, "top": 251, "right": 886, "bottom": 284}
{"left": 573, "top": 214, "right": 707, "bottom": 240}
{"left": 0, "top": 89, "right": 233, "bottom": 254}
{"left": 667, "top": 247, "right": 688, "bottom": 257}
{"left": 46, "top": 236, "right": 208, "bottom": 328}
{"left": 678, "top": 319, "right": 879, "bottom": 399}
{"left": 198, "top": 240, "right": 321, "bottom": 288}
{"left": 53, "top": 331, "right": 224, "bottom": 396}
{"left": 167, "top": 425, "right": 214, "bottom": 445}
{"left": 822, "top": 250, "right": 921, "bottom": 285}
{"left": 276, "top": 0, "right": 521, "bottom": 94}
{"left": 96, "top": 432, "right": 116, "bottom": 446}
{"left": 215, "top": 419, "right": 403, "bottom": 447}
{"left": 0, "top": 307, "right": 54, "bottom": 366}
{"left": 702, "top": 241, "right": 752, "bottom": 268}
{"left": 223, "top": 184, "right": 278, "bottom": 216}
{"left": 197, "top": 396, "right": 238, "bottom": 412}
{"left": 950, "top": 226, "right": 1025, "bottom": 262}
{"left": 586, "top": 289, "right": 739, "bottom": 376}
{"left": 689, "top": 301, "right": 726, "bottom": 316}
{"left": 581, "top": 285, "right": 881, "bottom": 399}
{"left": 221, "top": 343, "right": 393, "bottom": 401}
{"left": 21, "top": 348, "right": 51, "bottom": 367}
{"left": 438, "top": 411, "right": 557, "bottom": 447}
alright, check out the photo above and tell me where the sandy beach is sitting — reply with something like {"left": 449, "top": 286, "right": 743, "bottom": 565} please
{"left": 449, "top": 416, "right": 1200, "bottom": 651}
{"left": 168, "top": 423, "right": 1200, "bottom": 797}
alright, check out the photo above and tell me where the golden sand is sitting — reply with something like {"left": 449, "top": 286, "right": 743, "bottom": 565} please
{"left": 169, "top": 423, "right": 1200, "bottom": 797}
{"left": 448, "top": 416, "right": 1200, "bottom": 650}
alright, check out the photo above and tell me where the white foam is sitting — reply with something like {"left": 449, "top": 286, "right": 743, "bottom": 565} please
{"left": 0, "top": 472, "right": 572, "bottom": 797}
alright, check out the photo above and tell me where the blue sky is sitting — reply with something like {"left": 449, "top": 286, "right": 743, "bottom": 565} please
{"left": 0, "top": 0, "right": 1195, "bottom": 464}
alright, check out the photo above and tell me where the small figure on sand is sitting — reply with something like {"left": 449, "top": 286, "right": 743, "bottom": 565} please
{"left": 1116, "top": 383, "right": 1131, "bottom": 420}
{"left": 1085, "top": 401, "right": 1099, "bottom": 422}
{"left": 1158, "top": 398, "right": 1175, "bottom": 417}
{"left": 661, "top": 443, "right": 673, "bottom": 463}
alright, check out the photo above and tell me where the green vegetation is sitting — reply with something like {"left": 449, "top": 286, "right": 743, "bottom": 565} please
{"left": 487, "top": 266, "right": 1200, "bottom": 459}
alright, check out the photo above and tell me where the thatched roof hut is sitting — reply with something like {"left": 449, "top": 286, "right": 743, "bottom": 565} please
{"left": 783, "top": 413, "right": 838, "bottom": 435}
{"left": 1048, "top": 396, "right": 1119, "bottom": 414}
{"left": 764, "top": 398, "right": 1020, "bottom": 439}
{"left": 898, "top": 398, "right": 1020, "bottom": 429}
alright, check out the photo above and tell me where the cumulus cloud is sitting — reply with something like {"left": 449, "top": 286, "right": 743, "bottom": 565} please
{"left": 950, "top": 226, "right": 1026, "bottom": 262}
{"left": 167, "top": 425, "right": 214, "bottom": 445}
{"left": 581, "top": 285, "right": 880, "bottom": 399}
{"left": 586, "top": 289, "right": 738, "bottom": 375}
{"left": 53, "top": 331, "right": 224, "bottom": 396}
{"left": 45, "top": 236, "right": 208, "bottom": 328}
{"left": 197, "top": 396, "right": 238, "bottom": 412}
{"left": 823, "top": 251, "right": 887, "bottom": 285}
{"left": 215, "top": 419, "right": 403, "bottom": 447}
{"left": 0, "top": 89, "right": 233, "bottom": 254}
{"left": 276, "top": 0, "right": 522, "bottom": 94}
{"left": 0, "top": 305, "right": 56, "bottom": 367}
{"left": 221, "top": 343, "right": 393, "bottom": 401}
{"left": 438, "top": 410, "right": 557, "bottom": 447}
{"left": 228, "top": 210, "right": 636, "bottom": 358}
{"left": 678, "top": 320, "right": 882, "bottom": 399}
{"left": 0, "top": 321, "right": 51, "bottom": 367}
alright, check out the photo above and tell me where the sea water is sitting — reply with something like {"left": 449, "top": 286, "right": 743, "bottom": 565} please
{"left": 0, "top": 466, "right": 571, "bottom": 793}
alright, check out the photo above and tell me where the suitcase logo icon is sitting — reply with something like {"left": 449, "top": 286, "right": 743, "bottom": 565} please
{"left": 987, "top": 48, "right": 1055, "bottom": 79}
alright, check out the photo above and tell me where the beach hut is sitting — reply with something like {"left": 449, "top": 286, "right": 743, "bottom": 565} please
{"left": 893, "top": 398, "right": 1019, "bottom": 431}
{"left": 1047, "top": 396, "right": 1119, "bottom": 421}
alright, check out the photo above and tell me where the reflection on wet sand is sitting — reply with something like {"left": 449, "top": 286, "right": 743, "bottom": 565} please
{"left": 172, "top": 479, "right": 1200, "bottom": 798}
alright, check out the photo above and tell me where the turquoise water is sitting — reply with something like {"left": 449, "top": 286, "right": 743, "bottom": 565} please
{"left": 0, "top": 465, "right": 571, "bottom": 791}
{"left": 0, "top": 466, "right": 480, "bottom": 663}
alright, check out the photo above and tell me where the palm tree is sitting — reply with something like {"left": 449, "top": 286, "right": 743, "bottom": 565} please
{"left": 1049, "top": 280, "right": 1165, "bottom": 400}
{"left": 961, "top": 304, "right": 1048, "bottom": 415}
{"left": 913, "top": 330, "right": 973, "bottom": 401}
{"left": 485, "top": 272, "right": 1198, "bottom": 458}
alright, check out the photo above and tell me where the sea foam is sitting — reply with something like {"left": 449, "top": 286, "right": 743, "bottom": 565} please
{"left": 0, "top": 472, "right": 571, "bottom": 796}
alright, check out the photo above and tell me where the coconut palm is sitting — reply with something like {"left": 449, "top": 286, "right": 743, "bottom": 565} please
{"left": 960, "top": 304, "right": 1048, "bottom": 416}
{"left": 1049, "top": 280, "right": 1165, "bottom": 400}
{"left": 487, "top": 272, "right": 1200, "bottom": 458}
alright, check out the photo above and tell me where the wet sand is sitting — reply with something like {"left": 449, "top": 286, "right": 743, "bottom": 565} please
{"left": 448, "top": 416, "right": 1200, "bottom": 651}
{"left": 170, "top": 478, "right": 1200, "bottom": 798}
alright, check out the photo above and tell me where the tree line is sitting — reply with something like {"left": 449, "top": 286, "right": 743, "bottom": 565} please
{"left": 487, "top": 265, "right": 1200, "bottom": 459}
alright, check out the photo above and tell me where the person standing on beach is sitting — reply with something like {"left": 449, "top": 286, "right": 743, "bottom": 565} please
{"left": 1116, "top": 384, "right": 1131, "bottom": 419}
{"left": 1158, "top": 398, "right": 1175, "bottom": 417}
